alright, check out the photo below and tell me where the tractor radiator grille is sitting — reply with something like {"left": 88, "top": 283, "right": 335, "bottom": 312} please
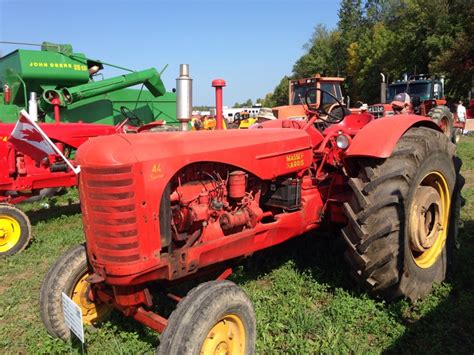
{"left": 81, "top": 166, "right": 140, "bottom": 264}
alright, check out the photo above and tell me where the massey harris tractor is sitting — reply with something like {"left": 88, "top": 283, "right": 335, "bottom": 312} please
{"left": 40, "top": 83, "right": 462, "bottom": 354}
{"left": 0, "top": 60, "right": 172, "bottom": 256}
{"left": 368, "top": 74, "right": 465, "bottom": 143}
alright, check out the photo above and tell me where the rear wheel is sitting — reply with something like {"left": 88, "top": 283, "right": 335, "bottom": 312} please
{"left": 343, "top": 127, "right": 458, "bottom": 300}
{"left": 428, "top": 105, "right": 453, "bottom": 139}
{"left": 0, "top": 204, "right": 31, "bottom": 256}
{"left": 157, "top": 280, "right": 256, "bottom": 355}
{"left": 39, "top": 244, "right": 112, "bottom": 340}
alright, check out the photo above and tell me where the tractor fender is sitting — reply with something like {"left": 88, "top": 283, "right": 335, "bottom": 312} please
{"left": 345, "top": 114, "right": 441, "bottom": 158}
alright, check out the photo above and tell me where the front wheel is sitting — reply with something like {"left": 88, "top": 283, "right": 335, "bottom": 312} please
{"left": 0, "top": 204, "right": 31, "bottom": 256}
{"left": 452, "top": 127, "right": 462, "bottom": 145}
{"left": 39, "top": 244, "right": 112, "bottom": 340}
{"left": 343, "top": 127, "right": 458, "bottom": 300}
{"left": 157, "top": 280, "right": 256, "bottom": 355}
{"left": 428, "top": 105, "right": 453, "bottom": 139}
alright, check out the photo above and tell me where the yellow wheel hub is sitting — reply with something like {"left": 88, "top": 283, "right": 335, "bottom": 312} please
{"left": 201, "top": 314, "right": 246, "bottom": 355}
{"left": 71, "top": 273, "right": 112, "bottom": 325}
{"left": 0, "top": 214, "right": 21, "bottom": 253}
{"left": 408, "top": 172, "right": 450, "bottom": 268}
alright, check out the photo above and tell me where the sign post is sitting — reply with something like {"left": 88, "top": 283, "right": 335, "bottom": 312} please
{"left": 61, "top": 292, "right": 85, "bottom": 344}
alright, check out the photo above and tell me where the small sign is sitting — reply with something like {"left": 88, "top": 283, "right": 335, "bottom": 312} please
{"left": 61, "top": 292, "right": 84, "bottom": 343}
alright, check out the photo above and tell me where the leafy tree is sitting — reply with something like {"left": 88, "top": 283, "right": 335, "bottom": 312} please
{"left": 293, "top": 25, "right": 342, "bottom": 77}
{"left": 261, "top": 92, "right": 275, "bottom": 107}
{"left": 266, "top": 0, "right": 474, "bottom": 105}
{"left": 271, "top": 76, "right": 290, "bottom": 106}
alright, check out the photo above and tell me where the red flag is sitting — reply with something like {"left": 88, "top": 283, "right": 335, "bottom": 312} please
{"left": 9, "top": 113, "right": 56, "bottom": 162}
{"left": 8, "top": 110, "right": 80, "bottom": 174}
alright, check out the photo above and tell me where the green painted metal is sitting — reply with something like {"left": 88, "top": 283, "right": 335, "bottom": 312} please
{"left": 41, "top": 90, "right": 177, "bottom": 125}
{"left": 0, "top": 42, "right": 177, "bottom": 126}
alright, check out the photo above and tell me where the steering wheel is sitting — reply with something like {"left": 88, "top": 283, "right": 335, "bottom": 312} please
{"left": 304, "top": 87, "right": 346, "bottom": 124}
{"left": 120, "top": 106, "right": 142, "bottom": 127}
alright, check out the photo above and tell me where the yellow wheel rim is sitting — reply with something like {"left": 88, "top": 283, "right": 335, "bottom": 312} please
{"left": 70, "top": 273, "right": 112, "bottom": 325}
{"left": 408, "top": 172, "right": 450, "bottom": 268}
{"left": 0, "top": 214, "right": 21, "bottom": 253}
{"left": 201, "top": 314, "right": 246, "bottom": 355}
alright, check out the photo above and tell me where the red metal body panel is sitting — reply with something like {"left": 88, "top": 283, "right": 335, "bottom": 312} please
{"left": 0, "top": 123, "right": 116, "bottom": 149}
{"left": 323, "top": 113, "right": 374, "bottom": 136}
{"left": 77, "top": 129, "right": 313, "bottom": 180}
{"left": 345, "top": 114, "right": 440, "bottom": 158}
{"left": 0, "top": 122, "right": 118, "bottom": 202}
{"left": 467, "top": 99, "right": 474, "bottom": 119}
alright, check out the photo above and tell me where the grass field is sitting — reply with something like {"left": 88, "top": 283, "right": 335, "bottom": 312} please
{"left": 1, "top": 137, "right": 473, "bottom": 354}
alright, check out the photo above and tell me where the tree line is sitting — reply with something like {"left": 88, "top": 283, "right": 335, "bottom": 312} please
{"left": 261, "top": 0, "right": 473, "bottom": 107}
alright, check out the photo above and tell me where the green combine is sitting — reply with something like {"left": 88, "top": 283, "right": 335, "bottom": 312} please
{"left": 0, "top": 41, "right": 177, "bottom": 125}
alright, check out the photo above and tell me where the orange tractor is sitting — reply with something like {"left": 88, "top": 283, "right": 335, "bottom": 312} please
{"left": 272, "top": 74, "right": 350, "bottom": 121}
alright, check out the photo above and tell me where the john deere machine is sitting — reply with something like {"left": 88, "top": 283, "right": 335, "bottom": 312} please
{"left": 0, "top": 42, "right": 179, "bottom": 256}
{"left": 0, "top": 42, "right": 177, "bottom": 125}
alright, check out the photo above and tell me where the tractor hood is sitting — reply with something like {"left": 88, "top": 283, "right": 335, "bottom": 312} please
{"left": 76, "top": 128, "right": 313, "bottom": 180}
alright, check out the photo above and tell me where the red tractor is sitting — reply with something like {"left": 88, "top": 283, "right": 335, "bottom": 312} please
{"left": 368, "top": 74, "right": 465, "bottom": 143}
{"left": 40, "top": 84, "right": 462, "bottom": 354}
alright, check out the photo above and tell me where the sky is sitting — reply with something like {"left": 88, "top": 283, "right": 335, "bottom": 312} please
{"left": 0, "top": 0, "right": 340, "bottom": 106}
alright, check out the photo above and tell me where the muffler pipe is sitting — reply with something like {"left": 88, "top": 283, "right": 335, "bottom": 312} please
{"left": 380, "top": 73, "right": 387, "bottom": 104}
{"left": 176, "top": 64, "right": 192, "bottom": 131}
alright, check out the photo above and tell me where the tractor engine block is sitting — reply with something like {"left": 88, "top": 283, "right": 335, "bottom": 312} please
{"left": 169, "top": 166, "right": 264, "bottom": 248}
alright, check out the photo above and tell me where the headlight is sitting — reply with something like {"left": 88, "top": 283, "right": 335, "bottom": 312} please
{"left": 336, "top": 134, "right": 350, "bottom": 150}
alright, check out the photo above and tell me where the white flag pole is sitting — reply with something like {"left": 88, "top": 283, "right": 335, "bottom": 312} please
{"left": 19, "top": 110, "right": 81, "bottom": 174}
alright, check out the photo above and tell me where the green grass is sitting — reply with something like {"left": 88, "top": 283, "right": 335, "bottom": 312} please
{"left": 1, "top": 137, "right": 473, "bottom": 353}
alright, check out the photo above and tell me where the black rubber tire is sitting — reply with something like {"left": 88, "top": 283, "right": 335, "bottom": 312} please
{"left": 451, "top": 127, "right": 462, "bottom": 145}
{"left": 0, "top": 204, "right": 32, "bottom": 257}
{"left": 449, "top": 156, "right": 465, "bottom": 252}
{"left": 157, "top": 280, "right": 256, "bottom": 355}
{"left": 22, "top": 187, "right": 65, "bottom": 203}
{"left": 428, "top": 105, "right": 453, "bottom": 139}
{"left": 39, "top": 244, "right": 109, "bottom": 340}
{"left": 342, "top": 127, "right": 458, "bottom": 301}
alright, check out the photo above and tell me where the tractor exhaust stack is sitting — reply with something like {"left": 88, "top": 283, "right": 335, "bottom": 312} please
{"left": 28, "top": 92, "right": 38, "bottom": 121}
{"left": 380, "top": 73, "right": 387, "bottom": 104}
{"left": 176, "top": 64, "right": 192, "bottom": 131}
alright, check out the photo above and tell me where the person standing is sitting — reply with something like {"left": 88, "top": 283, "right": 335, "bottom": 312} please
{"left": 457, "top": 100, "right": 466, "bottom": 122}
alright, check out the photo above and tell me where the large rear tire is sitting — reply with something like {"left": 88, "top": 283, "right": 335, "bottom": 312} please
{"left": 342, "top": 127, "right": 458, "bottom": 300}
{"left": 157, "top": 280, "right": 256, "bottom": 355}
{"left": 39, "top": 244, "right": 112, "bottom": 340}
